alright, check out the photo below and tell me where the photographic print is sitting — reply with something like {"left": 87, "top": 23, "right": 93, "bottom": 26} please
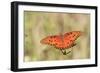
{"left": 24, "top": 11, "right": 90, "bottom": 61}
{"left": 11, "top": 1, "right": 97, "bottom": 71}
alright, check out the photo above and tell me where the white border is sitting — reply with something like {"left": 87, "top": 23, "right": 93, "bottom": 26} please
{"left": 18, "top": 5, "right": 96, "bottom": 68}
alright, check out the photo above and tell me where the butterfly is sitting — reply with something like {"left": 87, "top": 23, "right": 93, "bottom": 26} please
{"left": 40, "top": 31, "right": 82, "bottom": 55}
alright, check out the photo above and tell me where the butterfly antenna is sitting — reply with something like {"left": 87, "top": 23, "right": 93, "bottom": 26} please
{"left": 66, "top": 51, "right": 71, "bottom": 55}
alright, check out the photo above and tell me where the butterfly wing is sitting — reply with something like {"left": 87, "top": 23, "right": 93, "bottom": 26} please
{"left": 41, "top": 35, "right": 67, "bottom": 49}
{"left": 40, "top": 31, "right": 81, "bottom": 49}
{"left": 63, "top": 31, "right": 82, "bottom": 49}
{"left": 40, "top": 35, "right": 62, "bottom": 46}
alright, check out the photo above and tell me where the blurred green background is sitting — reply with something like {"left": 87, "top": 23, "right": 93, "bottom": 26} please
{"left": 24, "top": 11, "right": 90, "bottom": 62}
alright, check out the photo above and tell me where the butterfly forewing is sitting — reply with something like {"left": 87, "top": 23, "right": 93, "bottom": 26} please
{"left": 63, "top": 31, "right": 81, "bottom": 48}
{"left": 41, "top": 35, "right": 61, "bottom": 46}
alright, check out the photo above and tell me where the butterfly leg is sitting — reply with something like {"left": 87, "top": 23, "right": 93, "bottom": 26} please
{"left": 65, "top": 43, "right": 76, "bottom": 55}
{"left": 60, "top": 49, "right": 72, "bottom": 55}
{"left": 60, "top": 49, "right": 66, "bottom": 55}
{"left": 66, "top": 50, "right": 71, "bottom": 55}
{"left": 64, "top": 43, "right": 76, "bottom": 55}
{"left": 59, "top": 43, "right": 76, "bottom": 55}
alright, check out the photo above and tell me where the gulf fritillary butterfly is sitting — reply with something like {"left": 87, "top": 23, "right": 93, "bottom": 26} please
{"left": 40, "top": 31, "right": 82, "bottom": 55}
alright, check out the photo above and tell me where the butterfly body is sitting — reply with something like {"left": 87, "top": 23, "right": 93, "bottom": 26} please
{"left": 40, "top": 31, "right": 82, "bottom": 55}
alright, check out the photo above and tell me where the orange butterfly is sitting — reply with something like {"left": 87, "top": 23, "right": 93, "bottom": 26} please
{"left": 40, "top": 31, "right": 82, "bottom": 55}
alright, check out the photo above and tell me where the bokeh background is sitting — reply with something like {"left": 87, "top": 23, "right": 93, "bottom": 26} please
{"left": 24, "top": 11, "right": 90, "bottom": 62}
